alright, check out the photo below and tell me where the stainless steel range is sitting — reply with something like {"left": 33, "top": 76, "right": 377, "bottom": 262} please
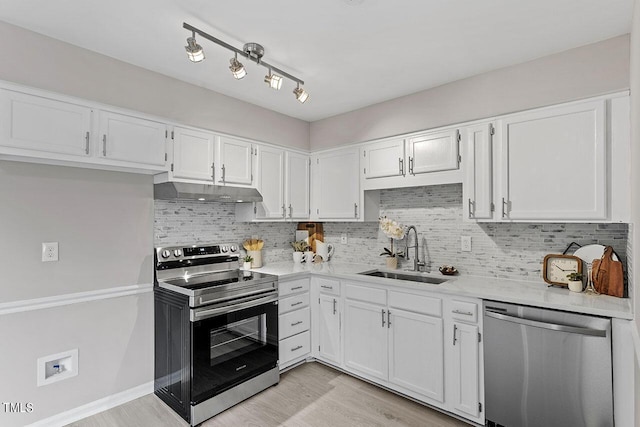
{"left": 153, "top": 243, "right": 279, "bottom": 426}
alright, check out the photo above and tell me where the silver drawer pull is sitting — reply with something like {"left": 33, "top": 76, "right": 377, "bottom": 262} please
{"left": 291, "top": 320, "right": 303, "bottom": 326}
{"left": 290, "top": 286, "right": 303, "bottom": 291}
{"left": 321, "top": 285, "right": 333, "bottom": 290}
{"left": 291, "top": 345, "right": 303, "bottom": 352}
{"left": 452, "top": 310, "right": 474, "bottom": 316}
{"left": 291, "top": 301, "right": 303, "bottom": 307}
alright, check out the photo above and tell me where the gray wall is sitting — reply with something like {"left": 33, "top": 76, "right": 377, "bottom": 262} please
{"left": 0, "top": 20, "right": 310, "bottom": 151}
{"left": 310, "top": 35, "right": 630, "bottom": 150}
{"left": 0, "top": 161, "right": 154, "bottom": 426}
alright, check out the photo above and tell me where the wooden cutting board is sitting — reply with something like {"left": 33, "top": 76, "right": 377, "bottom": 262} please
{"left": 297, "top": 222, "right": 323, "bottom": 252}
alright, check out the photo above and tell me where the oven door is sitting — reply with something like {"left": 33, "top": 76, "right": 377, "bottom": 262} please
{"left": 190, "top": 292, "right": 278, "bottom": 405}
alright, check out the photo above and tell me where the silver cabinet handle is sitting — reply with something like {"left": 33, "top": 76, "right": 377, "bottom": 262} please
{"left": 291, "top": 320, "right": 303, "bottom": 327}
{"left": 321, "top": 285, "right": 333, "bottom": 290}
{"left": 332, "top": 298, "right": 336, "bottom": 315}
{"left": 399, "top": 158, "right": 404, "bottom": 176}
{"left": 102, "top": 135, "right": 107, "bottom": 156}
{"left": 290, "top": 286, "right": 303, "bottom": 291}
{"left": 354, "top": 203, "right": 358, "bottom": 218}
{"left": 485, "top": 311, "right": 607, "bottom": 337}
{"left": 387, "top": 309, "right": 391, "bottom": 328}
{"left": 453, "top": 310, "right": 474, "bottom": 316}
{"left": 289, "top": 204, "right": 293, "bottom": 218}
{"left": 211, "top": 162, "right": 215, "bottom": 182}
{"left": 291, "top": 301, "right": 303, "bottom": 307}
{"left": 291, "top": 345, "right": 303, "bottom": 352}
{"left": 409, "top": 156, "right": 415, "bottom": 175}
{"left": 85, "top": 131, "right": 90, "bottom": 154}
{"left": 219, "top": 164, "right": 226, "bottom": 183}
{"left": 453, "top": 324, "right": 458, "bottom": 345}
{"left": 502, "top": 198, "right": 508, "bottom": 218}
{"left": 468, "top": 198, "right": 474, "bottom": 218}
{"left": 381, "top": 309, "right": 386, "bottom": 327}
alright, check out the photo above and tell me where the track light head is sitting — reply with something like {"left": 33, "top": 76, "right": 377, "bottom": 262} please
{"left": 229, "top": 55, "right": 246, "bottom": 80}
{"left": 185, "top": 36, "right": 205, "bottom": 63}
{"left": 264, "top": 71, "right": 283, "bottom": 90}
{"left": 293, "top": 85, "right": 309, "bottom": 103}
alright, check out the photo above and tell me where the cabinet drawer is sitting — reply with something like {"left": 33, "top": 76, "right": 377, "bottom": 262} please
{"left": 279, "top": 278, "right": 310, "bottom": 298}
{"left": 279, "top": 293, "right": 309, "bottom": 314}
{"left": 450, "top": 300, "right": 478, "bottom": 323}
{"left": 279, "top": 307, "right": 310, "bottom": 340}
{"left": 388, "top": 290, "right": 442, "bottom": 317}
{"left": 279, "top": 330, "right": 310, "bottom": 365}
{"left": 345, "top": 283, "right": 386, "bottom": 305}
{"left": 317, "top": 277, "right": 341, "bottom": 295}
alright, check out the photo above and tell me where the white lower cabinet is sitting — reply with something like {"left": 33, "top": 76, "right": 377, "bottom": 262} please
{"left": 344, "top": 298, "right": 388, "bottom": 380}
{"left": 278, "top": 278, "right": 311, "bottom": 370}
{"left": 318, "top": 294, "right": 341, "bottom": 365}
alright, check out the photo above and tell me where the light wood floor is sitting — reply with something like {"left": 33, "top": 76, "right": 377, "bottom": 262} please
{"left": 67, "top": 362, "right": 470, "bottom": 427}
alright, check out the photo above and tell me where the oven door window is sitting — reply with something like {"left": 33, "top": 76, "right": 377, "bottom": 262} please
{"left": 191, "top": 300, "right": 278, "bottom": 404}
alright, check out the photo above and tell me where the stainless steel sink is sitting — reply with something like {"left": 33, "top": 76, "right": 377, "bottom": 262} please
{"left": 358, "top": 270, "right": 448, "bottom": 284}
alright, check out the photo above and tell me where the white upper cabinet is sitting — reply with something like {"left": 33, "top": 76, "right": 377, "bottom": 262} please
{"left": 218, "top": 136, "right": 254, "bottom": 186}
{"left": 97, "top": 111, "right": 166, "bottom": 167}
{"left": 462, "top": 123, "right": 495, "bottom": 220}
{"left": 171, "top": 126, "right": 216, "bottom": 182}
{"left": 255, "top": 145, "right": 285, "bottom": 219}
{"left": 363, "top": 138, "right": 406, "bottom": 179}
{"left": 312, "top": 147, "right": 361, "bottom": 220}
{"left": 408, "top": 129, "right": 460, "bottom": 175}
{"left": 499, "top": 99, "right": 606, "bottom": 221}
{"left": 286, "top": 151, "right": 310, "bottom": 220}
{"left": 0, "top": 89, "right": 92, "bottom": 157}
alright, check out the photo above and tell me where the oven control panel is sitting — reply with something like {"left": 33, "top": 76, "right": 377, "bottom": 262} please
{"left": 156, "top": 243, "right": 240, "bottom": 262}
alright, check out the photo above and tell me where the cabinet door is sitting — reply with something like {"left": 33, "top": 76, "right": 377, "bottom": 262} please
{"left": 408, "top": 129, "right": 459, "bottom": 174}
{"left": 344, "top": 299, "right": 388, "bottom": 381}
{"left": 463, "top": 123, "right": 494, "bottom": 220}
{"left": 451, "top": 322, "right": 480, "bottom": 419}
{"left": 0, "top": 89, "right": 91, "bottom": 157}
{"left": 314, "top": 148, "right": 360, "bottom": 219}
{"left": 500, "top": 100, "right": 606, "bottom": 220}
{"left": 98, "top": 111, "right": 166, "bottom": 166}
{"left": 363, "top": 138, "right": 405, "bottom": 179}
{"left": 286, "top": 151, "right": 310, "bottom": 220}
{"left": 172, "top": 127, "right": 215, "bottom": 181}
{"left": 219, "top": 136, "right": 253, "bottom": 186}
{"left": 318, "top": 295, "right": 341, "bottom": 365}
{"left": 389, "top": 309, "right": 444, "bottom": 402}
{"left": 255, "top": 146, "right": 285, "bottom": 219}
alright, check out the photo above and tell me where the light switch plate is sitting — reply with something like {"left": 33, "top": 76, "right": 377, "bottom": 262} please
{"left": 341, "top": 233, "right": 348, "bottom": 244}
{"left": 42, "top": 242, "right": 58, "bottom": 262}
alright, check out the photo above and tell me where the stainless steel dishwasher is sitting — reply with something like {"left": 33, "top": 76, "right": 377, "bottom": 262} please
{"left": 483, "top": 301, "right": 613, "bottom": 427}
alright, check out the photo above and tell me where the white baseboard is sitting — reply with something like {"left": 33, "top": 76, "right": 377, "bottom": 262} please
{"left": 26, "top": 381, "right": 154, "bottom": 427}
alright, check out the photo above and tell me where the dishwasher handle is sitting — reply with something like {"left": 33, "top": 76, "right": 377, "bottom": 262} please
{"left": 485, "top": 310, "right": 607, "bottom": 337}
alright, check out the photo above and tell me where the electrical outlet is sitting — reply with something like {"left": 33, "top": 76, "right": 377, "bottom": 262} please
{"left": 341, "top": 233, "right": 348, "bottom": 244}
{"left": 42, "top": 242, "right": 58, "bottom": 262}
{"left": 461, "top": 236, "right": 472, "bottom": 252}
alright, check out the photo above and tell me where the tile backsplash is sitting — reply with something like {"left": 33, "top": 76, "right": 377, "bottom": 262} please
{"left": 155, "top": 184, "right": 629, "bottom": 282}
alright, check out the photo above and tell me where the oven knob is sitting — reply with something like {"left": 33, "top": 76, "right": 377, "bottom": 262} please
{"left": 221, "top": 245, "right": 228, "bottom": 253}
{"left": 173, "top": 249, "right": 182, "bottom": 257}
{"left": 230, "top": 245, "right": 238, "bottom": 252}
{"left": 161, "top": 249, "right": 171, "bottom": 258}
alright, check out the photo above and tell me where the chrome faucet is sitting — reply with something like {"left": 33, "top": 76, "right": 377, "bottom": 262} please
{"left": 404, "top": 225, "right": 426, "bottom": 272}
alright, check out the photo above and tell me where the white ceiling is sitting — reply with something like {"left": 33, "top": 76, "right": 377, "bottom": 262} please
{"left": 0, "top": 0, "right": 634, "bottom": 121}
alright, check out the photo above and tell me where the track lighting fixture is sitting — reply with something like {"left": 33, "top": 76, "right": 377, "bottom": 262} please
{"left": 185, "top": 32, "right": 205, "bottom": 63}
{"left": 183, "top": 22, "right": 309, "bottom": 104}
{"left": 229, "top": 54, "right": 246, "bottom": 80}
{"left": 293, "top": 83, "right": 309, "bottom": 103}
{"left": 264, "top": 69, "right": 283, "bottom": 90}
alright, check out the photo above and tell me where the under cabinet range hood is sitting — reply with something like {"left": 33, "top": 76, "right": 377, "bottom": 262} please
{"left": 154, "top": 182, "right": 263, "bottom": 203}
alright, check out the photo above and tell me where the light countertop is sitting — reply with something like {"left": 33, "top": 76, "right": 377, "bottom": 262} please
{"left": 249, "top": 261, "right": 633, "bottom": 320}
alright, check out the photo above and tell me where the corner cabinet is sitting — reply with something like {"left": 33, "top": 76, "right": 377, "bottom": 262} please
{"left": 311, "top": 146, "right": 379, "bottom": 222}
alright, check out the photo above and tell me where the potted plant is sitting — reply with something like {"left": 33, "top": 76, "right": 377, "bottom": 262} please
{"left": 291, "top": 240, "right": 310, "bottom": 263}
{"left": 567, "top": 272, "right": 584, "bottom": 293}
{"left": 243, "top": 255, "right": 253, "bottom": 270}
{"left": 379, "top": 216, "right": 405, "bottom": 269}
